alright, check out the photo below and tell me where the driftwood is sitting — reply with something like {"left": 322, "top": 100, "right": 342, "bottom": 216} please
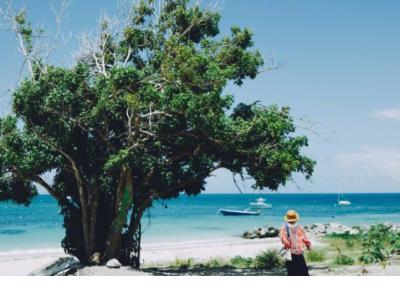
{"left": 28, "top": 256, "right": 82, "bottom": 276}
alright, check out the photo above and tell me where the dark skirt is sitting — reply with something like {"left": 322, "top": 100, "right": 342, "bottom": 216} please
{"left": 285, "top": 253, "right": 310, "bottom": 276}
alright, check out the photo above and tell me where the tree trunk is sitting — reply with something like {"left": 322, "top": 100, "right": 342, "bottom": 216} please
{"left": 118, "top": 196, "right": 151, "bottom": 267}
{"left": 62, "top": 169, "right": 145, "bottom": 266}
{"left": 120, "top": 221, "right": 141, "bottom": 268}
{"left": 71, "top": 195, "right": 98, "bottom": 264}
{"left": 103, "top": 167, "right": 134, "bottom": 261}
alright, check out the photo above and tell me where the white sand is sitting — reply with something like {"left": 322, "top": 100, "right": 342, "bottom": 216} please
{"left": 0, "top": 236, "right": 322, "bottom": 275}
{"left": 74, "top": 266, "right": 151, "bottom": 276}
{"left": 141, "top": 237, "right": 291, "bottom": 266}
{"left": 0, "top": 248, "right": 66, "bottom": 276}
{"left": 2, "top": 236, "right": 400, "bottom": 276}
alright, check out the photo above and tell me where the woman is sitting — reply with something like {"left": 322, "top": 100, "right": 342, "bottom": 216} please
{"left": 280, "top": 210, "right": 311, "bottom": 276}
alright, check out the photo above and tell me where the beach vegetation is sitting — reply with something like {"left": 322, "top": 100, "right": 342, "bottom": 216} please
{"left": 0, "top": 0, "right": 315, "bottom": 267}
{"left": 359, "top": 224, "right": 400, "bottom": 264}
{"left": 305, "top": 249, "right": 325, "bottom": 262}
{"left": 230, "top": 255, "right": 254, "bottom": 268}
{"left": 253, "top": 250, "right": 284, "bottom": 269}
{"left": 171, "top": 258, "right": 195, "bottom": 270}
{"left": 203, "top": 258, "right": 231, "bottom": 269}
{"left": 326, "top": 233, "right": 362, "bottom": 253}
{"left": 161, "top": 252, "right": 288, "bottom": 271}
{"left": 332, "top": 241, "right": 355, "bottom": 266}
{"left": 333, "top": 254, "right": 354, "bottom": 266}
{"left": 326, "top": 232, "right": 361, "bottom": 242}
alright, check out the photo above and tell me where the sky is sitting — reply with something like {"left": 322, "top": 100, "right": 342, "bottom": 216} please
{"left": 0, "top": 0, "right": 399, "bottom": 194}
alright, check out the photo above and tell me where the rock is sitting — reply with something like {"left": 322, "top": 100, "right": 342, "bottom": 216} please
{"left": 258, "top": 228, "right": 267, "bottom": 238}
{"left": 90, "top": 252, "right": 101, "bottom": 265}
{"left": 243, "top": 230, "right": 258, "bottom": 239}
{"left": 265, "top": 227, "right": 279, "bottom": 237}
{"left": 391, "top": 225, "right": 400, "bottom": 233}
{"left": 304, "top": 222, "right": 362, "bottom": 236}
{"left": 29, "top": 256, "right": 81, "bottom": 276}
{"left": 106, "top": 258, "right": 121, "bottom": 268}
{"left": 349, "top": 228, "right": 360, "bottom": 235}
{"left": 359, "top": 224, "right": 371, "bottom": 230}
{"left": 329, "top": 222, "right": 341, "bottom": 229}
{"left": 242, "top": 226, "right": 279, "bottom": 239}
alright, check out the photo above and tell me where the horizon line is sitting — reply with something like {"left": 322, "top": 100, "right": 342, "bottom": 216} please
{"left": 37, "top": 192, "right": 400, "bottom": 196}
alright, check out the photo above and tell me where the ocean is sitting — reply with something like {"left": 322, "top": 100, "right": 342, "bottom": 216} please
{"left": 0, "top": 193, "right": 399, "bottom": 252}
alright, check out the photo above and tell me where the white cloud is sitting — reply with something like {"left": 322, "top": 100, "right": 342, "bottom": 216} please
{"left": 336, "top": 148, "right": 400, "bottom": 183}
{"left": 371, "top": 108, "right": 400, "bottom": 121}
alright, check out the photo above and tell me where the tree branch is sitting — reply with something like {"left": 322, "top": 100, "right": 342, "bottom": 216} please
{"left": 30, "top": 175, "right": 63, "bottom": 202}
{"left": 27, "top": 123, "right": 88, "bottom": 204}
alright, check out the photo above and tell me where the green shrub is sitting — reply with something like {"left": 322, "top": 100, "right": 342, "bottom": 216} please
{"left": 203, "top": 258, "right": 227, "bottom": 269}
{"left": 345, "top": 239, "right": 355, "bottom": 248}
{"left": 171, "top": 258, "right": 194, "bottom": 269}
{"left": 305, "top": 250, "right": 325, "bottom": 262}
{"left": 253, "top": 250, "right": 283, "bottom": 269}
{"left": 359, "top": 224, "right": 396, "bottom": 264}
{"left": 390, "top": 234, "right": 400, "bottom": 254}
{"left": 333, "top": 254, "right": 354, "bottom": 266}
{"left": 230, "top": 256, "right": 254, "bottom": 268}
{"left": 327, "top": 232, "right": 360, "bottom": 240}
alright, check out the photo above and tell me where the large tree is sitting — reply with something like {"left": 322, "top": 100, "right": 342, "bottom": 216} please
{"left": 0, "top": 0, "right": 315, "bottom": 267}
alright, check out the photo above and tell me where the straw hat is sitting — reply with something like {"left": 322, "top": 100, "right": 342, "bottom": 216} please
{"left": 284, "top": 210, "right": 299, "bottom": 223}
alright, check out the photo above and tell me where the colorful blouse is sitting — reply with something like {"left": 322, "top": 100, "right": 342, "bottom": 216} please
{"left": 280, "top": 223, "right": 311, "bottom": 255}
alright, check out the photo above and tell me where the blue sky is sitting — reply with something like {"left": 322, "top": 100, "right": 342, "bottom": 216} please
{"left": 0, "top": 0, "right": 399, "bottom": 193}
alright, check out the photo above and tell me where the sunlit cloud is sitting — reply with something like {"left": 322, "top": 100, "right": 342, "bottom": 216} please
{"left": 371, "top": 108, "right": 400, "bottom": 121}
{"left": 336, "top": 148, "right": 400, "bottom": 182}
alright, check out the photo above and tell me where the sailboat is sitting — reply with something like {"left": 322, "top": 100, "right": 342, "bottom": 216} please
{"left": 337, "top": 193, "right": 351, "bottom": 206}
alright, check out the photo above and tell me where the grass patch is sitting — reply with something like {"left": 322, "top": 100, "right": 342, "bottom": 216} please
{"left": 305, "top": 250, "right": 325, "bottom": 262}
{"left": 333, "top": 254, "right": 354, "bottom": 266}
{"left": 253, "top": 250, "right": 284, "bottom": 269}
{"left": 170, "top": 258, "right": 194, "bottom": 270}
{"left": 203, "top": 258, "right": 230, "bottom": 269}
{"left": 230, "top": 256, "right": 253, "bottom": 268}
{"left": 326, "top": 232, "right": 362, "bottom": 248}
{"left": 323, "top": 232, "right": 363, "bottom": 265}
{"left": 326, "top": 231, "right": 361, "bottom": 240}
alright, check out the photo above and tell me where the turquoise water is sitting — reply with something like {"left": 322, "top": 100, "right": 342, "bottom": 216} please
{"left": 0, "top": 193, "right": 399, "bottom": 251}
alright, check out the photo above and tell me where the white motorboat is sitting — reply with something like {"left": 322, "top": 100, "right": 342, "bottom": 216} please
{"left": 249, "top": 197, "right": 272, "bottom": 209}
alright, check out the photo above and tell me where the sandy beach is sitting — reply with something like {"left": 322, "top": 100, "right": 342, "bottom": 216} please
{"left": 0, "top": 248, "right": 65, "bottom": 275}
{"left": 0, "top": 236, "right": 322, "bottom": 276}
{"left": 1, "top": 232, "right": 400, "bottom": 276}
{"left": 141, "top": 237, "right": 319, "bottom": 266}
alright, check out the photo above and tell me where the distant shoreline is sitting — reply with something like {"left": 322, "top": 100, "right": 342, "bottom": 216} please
{"left": 36, "top": 192, "right": 400, "bottom": 196}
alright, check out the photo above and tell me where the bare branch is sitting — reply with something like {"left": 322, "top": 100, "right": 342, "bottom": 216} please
{"left": 140, "top": 110, "right": 172, "bottom": 118}
{"left": 41, "top": 0, "right": 71, "bottom": 67}
{"left": 0, "top": 0, "right": 71, "bottom": 80}
{"left": 139, "top": 128, "right": 155, "bottom": 137}
{"left": 0, "top": 1, "right": 34, "bottom": 78}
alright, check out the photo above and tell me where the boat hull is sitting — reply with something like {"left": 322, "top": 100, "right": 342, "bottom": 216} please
{"left": 338, "top": 201, "right": 351, "bottom": 206}
{"left": 219, "top": 209, "right": 261, "bottom": 216}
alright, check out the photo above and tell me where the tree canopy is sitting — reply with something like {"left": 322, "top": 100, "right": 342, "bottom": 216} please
{"left": 0, "top": 0, "right": 315, "bottom": 266}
